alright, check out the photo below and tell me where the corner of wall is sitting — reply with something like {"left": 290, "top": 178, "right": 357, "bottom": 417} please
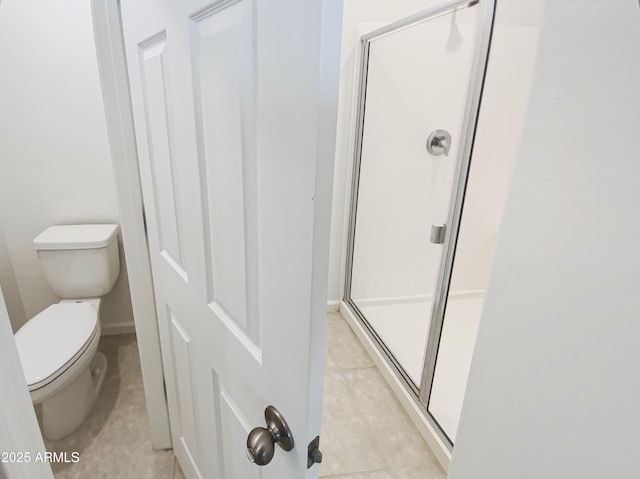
{"left": 0, "top": 222, "right": 27, "bottom": 332}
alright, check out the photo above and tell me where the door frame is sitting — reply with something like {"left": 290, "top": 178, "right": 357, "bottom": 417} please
{"left": 417, "top": 0, "right": 496, "bottom": 415}
{"left": 0, "top": 287, "right": 53, "bottom": 479}
{"left": 90, "top": 0, "right": 172, "bottom": 449}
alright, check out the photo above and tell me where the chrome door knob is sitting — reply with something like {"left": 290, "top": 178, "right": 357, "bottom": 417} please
{"left": 246, "top": 406, "right": 294, "bottom": 466}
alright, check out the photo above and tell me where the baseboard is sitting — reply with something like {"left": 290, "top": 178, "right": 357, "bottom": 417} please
{"left": 101, "top": 321, "right": 136, "bottom": 336}
{"left": 326, "top": 300, "right": 340, "bottom": 313}
{"left": 354, "top": 294, "right": 431, "bottom": 308}
{"left": 339, "top": 300, "right": 452, "bottom": 472}
{"left": 353, "top": 289, "right": 485, "bottom": 309}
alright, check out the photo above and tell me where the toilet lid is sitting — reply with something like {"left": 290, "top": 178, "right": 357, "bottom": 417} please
{"left": 15, "top": 303, "right": 99, "bottom": 387}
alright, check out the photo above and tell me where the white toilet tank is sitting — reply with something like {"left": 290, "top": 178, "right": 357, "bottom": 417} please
{"left": 33, "top": 224, "right": 120, "bottom": 299}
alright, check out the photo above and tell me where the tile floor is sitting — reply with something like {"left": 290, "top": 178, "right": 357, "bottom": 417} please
{"left": 358, "top": 295, "right": 483, "bottom": 442}
{"left": 319, "top": 312, "right": 445, "bottom": 478}
{"left": 39, "top": 312, "right": 445, "bottom": 478}
{"left": 39, "top": 335, "right": 182, "bottom": 479}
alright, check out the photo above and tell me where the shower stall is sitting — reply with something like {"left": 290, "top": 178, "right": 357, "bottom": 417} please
{"left": 342, "top": 0, "right": 496, "bottom": 447}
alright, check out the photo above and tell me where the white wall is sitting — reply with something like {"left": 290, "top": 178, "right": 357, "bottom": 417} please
{"left": 0, "top": 0, "right": 134, "bottom": 332}
{"left": 449, "top": 1, "right": 640, "bottom": 477}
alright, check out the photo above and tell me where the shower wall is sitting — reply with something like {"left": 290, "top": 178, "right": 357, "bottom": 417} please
{"left": 330, "top": 1, "right": 543, "bottom": 304}
{"left": 346, "top": 6, "right": 486, "bottom": 388}
{"left": 350, "top": 19, "right": 475, "bottom": 304}
{"left": 329, "top": 0, "right": 434, "bottom": 305}
{"left": 448, "top": 24, "right": 539, "bottom": 296}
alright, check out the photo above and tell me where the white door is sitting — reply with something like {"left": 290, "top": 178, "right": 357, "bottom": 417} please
{"left": 119, "top": 0, "right": 341, "bottom": 477}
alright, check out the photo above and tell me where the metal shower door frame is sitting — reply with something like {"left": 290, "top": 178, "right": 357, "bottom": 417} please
{"left": 342, "top": 0, "right": 496, "bottom": 448}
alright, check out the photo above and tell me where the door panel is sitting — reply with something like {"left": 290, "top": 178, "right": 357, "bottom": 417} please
{"left": 169, "top": 313, "right": 199, "bottom": 463}
{"left": 138, "top": 34, "right": 188, "bottom": 276}
{"left": 219, "top": 386, "right": 261, "bottom": 479}
{"left": 120, "top": 0, "right": 341, "bottom": 477}
{"left": 191, "top": 0, "right": 259, "bottom": 341}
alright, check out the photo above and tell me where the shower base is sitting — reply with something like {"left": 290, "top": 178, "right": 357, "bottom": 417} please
{"left": 355, "top": 292, "right": 483, "bottom": 441}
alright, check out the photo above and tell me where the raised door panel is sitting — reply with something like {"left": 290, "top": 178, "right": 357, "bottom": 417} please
{"left": 138, "top": 33, "right": 188, "bottom": 279}
{"left": 190, "top": 0, "right": 260, "bottom": 346}
{"left": 219, "top": 386, "right": 261, "bottom": 479}
{"left": 168, "top": 312, "right": 199, "bottom": 465}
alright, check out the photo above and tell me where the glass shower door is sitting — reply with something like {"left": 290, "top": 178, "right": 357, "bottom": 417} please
{"left": 344, "top": 0, "right": 495, "bottom": 447}
{"left": 346, "top": 5, "right": 479, "bottom": 386}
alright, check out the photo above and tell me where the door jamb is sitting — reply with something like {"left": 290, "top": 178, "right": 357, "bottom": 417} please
{"left": 90, "top": 0, "right": 172, "bottom": 449}
{"left": 0, "top": 287, "right": 54, "bottom": 479}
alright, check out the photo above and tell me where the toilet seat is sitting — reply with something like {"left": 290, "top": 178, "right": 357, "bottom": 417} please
{"left": 15, "top": 303, "right": 99, "bottom": 391}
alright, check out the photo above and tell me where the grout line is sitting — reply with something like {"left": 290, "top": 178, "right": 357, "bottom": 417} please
{"left": 332, "top": 364, "right": 376, "bottom": 372}
{"left": 319, "top": 468, "right": 398, "bottom": 478}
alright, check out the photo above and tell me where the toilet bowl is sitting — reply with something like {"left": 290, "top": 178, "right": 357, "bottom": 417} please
{"left": 13, "top": 224, "right": 120, "bottom": 440}
{"left": 15, "top": 300, "right": 108, "bottom": 440}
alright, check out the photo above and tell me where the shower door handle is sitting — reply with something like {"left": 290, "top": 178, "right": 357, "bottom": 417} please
{"left": 430, "top": 224, "right": 446, "bottom": 244}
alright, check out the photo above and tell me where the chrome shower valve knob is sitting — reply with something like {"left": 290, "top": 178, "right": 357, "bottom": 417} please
{"left": 427, "top": 129, "right": 452, "bottom": 156}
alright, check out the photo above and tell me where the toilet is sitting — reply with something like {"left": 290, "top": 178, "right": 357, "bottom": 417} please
{"left": 14, "top": 224, "right": 120, "bottom": 440}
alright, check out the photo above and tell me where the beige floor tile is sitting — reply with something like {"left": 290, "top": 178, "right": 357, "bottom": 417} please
{"left": 346, "top": 471, "right": 397, "bottom": 479}
{"left": 173, "top": 457, "right": 186, "bottom": 479}
{"left": 63, "top": 388, "right": 174, "bottom": 479}
{"left": 39, "top": 313, "right": 444, "bottom": 479}
{"left": 340, "top": 366, "right": 400, "bottom": 416}
{"left": 320, "top": 313, "right": 446, "bottom": 479}
{"left": 375, "top": 412, "right": 444, "bottom": 472}
{"left": 99, "top": 334, "right": 144, "bottom": 393}
{"left": 53, "top": 470, "right": 68, "bottom": 479}
{"left": 319, "top": 470, "right": 394, "bottom": 479}
{"left": 322, "top": 369, "right": 357, "bottom": 414}
{"left": 319, "top": 411, "right": 387, "bottom": 477}
{"left": 320, "top": 466, "right": 445, "bottom": 479}
{"left": 390, "top": 466, "right": 447, "bottom": 479}
{"left": 319, "top": 370, "right": 387, "bottom": 476}
{"left": 326, "top": 317, "right": 375, "bottom": 370}
{"left": 40, "top": 336, "right": 175, "bottom": 479}
{"left": 340, "top": 367, "right": 442, "bottom": 470}
{"left": 325, "top": 328, "right": 340, "bottom": 372}
{"left": 325, "top": 347, "right": 340, "bottom": 371}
